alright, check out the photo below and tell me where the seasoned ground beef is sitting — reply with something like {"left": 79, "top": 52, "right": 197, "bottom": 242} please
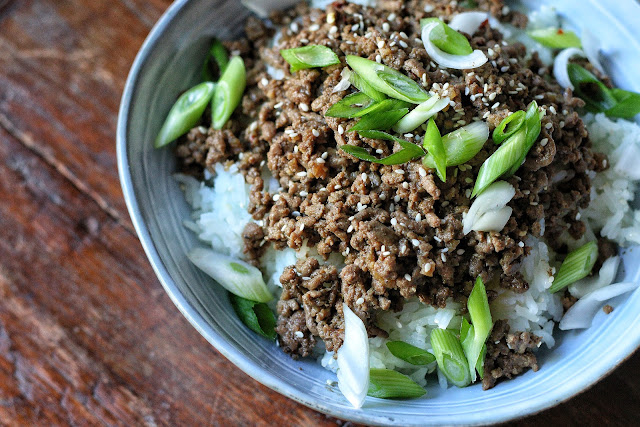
{"left": 175, "top": 0, "right": 606, "bottom": 387}
{"left": 483, "top": 320, "right": 541, "bottom": 390}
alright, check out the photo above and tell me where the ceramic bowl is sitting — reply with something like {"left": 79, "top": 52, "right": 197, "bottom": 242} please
{"left": 117, "top": 0, "right": 640, "bottom": 424}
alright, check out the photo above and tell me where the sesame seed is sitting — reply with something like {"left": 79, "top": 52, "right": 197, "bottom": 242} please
{"left": 465, "top": 189, "right": 472, "bottom": 198}
{"left": 433, "top": 235, "right": 442, "bottom": 243}
{"left": 356, "top": 297, "right": 364, "bottom": 305}
{"left": 535, "top": 94, "right": 544, "bottom": 100}
{"left": 297, "top": 171, "right": 307, "bottom": 177}
{"left": 347, "top": 224, "right": 354, "bottom": 233}
{"left": 312, "top": 129, "right": 320, "bottom": 137}
{"left": 545, "top": 122, "right": 553, "bottom": 129}
{"left": 322, "top": 152, "right": 328, "bottom": 159}
{"left": 488, "top": 48, "right": 495, "bottom": 57}
{"left": 491, "top": 102, "right": 500, "bottom": 110}
{"left": 419, "top": 168, "right": 427, "bottom": 177}
{"left": 338, "top": 125, "right": 344, "bottom": 134}
{"left": 261, "top": 77, "right": 269, "bottom": 86}
{"left": 411, "top": 239, "right": 420, "bottom": 247}
{"left": 273, "top": 194, "right": 280, "bottom": 201}
{"left": 549, "top": 106, "right": 557, "bottom": 114}
{"left": 316, "top": 158, "right": 325, "bottom": 164}
{"left": 300, "top": 103, "right": 309, "bottom": 112}
{"left": 404, "top": 133, "right": 414, "bottom": 138}
{"left": 294, "top": 331, "right": 304, "bottom": 338}
{"left": 274, "top": 102, "right": 283, "bottom": 109}
{"left": 299, "top": 223, "right": 305, "bottom": 231}
{"left": 293, "top": 145, "right": 299, "bottom": 153}
{"left": 464, "top": 177, "right": 473, "bottom": 184}
{"left": 361, "top": 172, "right": 367, "bottom": 182}
{"left": 388, "top": 13, "right": 396, "bottom": 20}
{"left": 457, "top": 249, "right": 465, "bottom": 255}
{"left": 415, "top": 213, "right": 422, "bottom": 221}
{"left": 300, "top": 191, "right": 308, "bottom": 197}
{"left": 489, "top": 92, "right": 497, "bottom": 101}
{"left": 500, "top": 66, "right": 510, "bottom": 72}
{"left": 309, "top": 24, "right": 320, "bottom": 32}
{"left": 376, "top": 54, "right": 382, "bottom": 63}
{"left": 383, "top": 251, "right": 391, "bottom": 256}
{"left": 382, "top": 22, "right": 390, "bottom": 32}
{"left": 390, "top": 41, "right": 396, "bottom": 47}
{"left": 404, "top": 274, "right": 412, "bottom": 281}
{"left": 351, "top": 24, "right": 360, "bottom": 32}
{"left": 402, "top": 182, "right": 409, "bottom": 189}
{"left": 576, "top": 212, "right": 582, "bottom": 220}
{"left": 540, "top": 138, "right": 549, "bottom": 147}
{"left": 334, "top": 184, "right": 341, "bottom": 189}
{"left": 329, "top": 25, "right": 338, "bottom": 34}
{"left": 377, "top": 40, "right": 385, "bottom": 49}
{"left": 441, "top": 253, "right": 447, "bottom": 262}
{"left": 518, "top": 241, "right": 525, "bottom": 247}
{"left": 399, "top": 40, "right": 408, "bottom": 48}
{"left": 395, "top": 169, "right": 404, "bottom": 174}
{"left": 483, "top": 111, "right": 491, "bottom": 119}
{"left": 394, "top": 195, "right": 400, "bottom": 202}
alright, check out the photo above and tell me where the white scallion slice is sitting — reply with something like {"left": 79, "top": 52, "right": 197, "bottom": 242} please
{"left": 421, "top": 22, "right": 488, "bottom": 70}
{"left": 448, "top": 11, "right": 489, "bottom": 35}
{"left": 549, "top": 241, "right": 599, "bottom": 294}
{"left": 569, "top": 256, "right": 620, "bottom": 299}
{"left": 559, "top": 282, "right": 639, "bottom": 330}
{"left": 188, "top": 248, "right": 272, "bottom": 303}
{"left": 581, "top": 29, "right": 605, "bottom": 74}
{"left": 393, "top": 95, "right": 450, "bottom": 133}
{"left": 463, "top": 180, "right": 515, "bottom": 234}
{"left": 422, "top": 121, "right": 489, "bottom": 169}
{"left": 430, "top": 328, "right": 471, "bottom": 388}
{"left": 367, "top": 369, "right": 426, "bottom": 399}
{"left": 333, "top": 68, "right": 353, "bottom": 93}
{"left": 337, "top": 304, "right": 369, "bottom": 409}
{"left": 553, "top": 47, "right": 585, "bottom": 90}
{"left": 460, "top": 277, "right": 493, "bottom": 381}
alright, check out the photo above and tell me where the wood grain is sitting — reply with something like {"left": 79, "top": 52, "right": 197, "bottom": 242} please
{"left": 0, "top": 0, "right": 636, "bottom": 425}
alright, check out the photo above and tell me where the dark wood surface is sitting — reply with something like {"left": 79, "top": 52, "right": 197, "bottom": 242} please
{"left": 0, "top": 0, "right": 637, "bottom": 425}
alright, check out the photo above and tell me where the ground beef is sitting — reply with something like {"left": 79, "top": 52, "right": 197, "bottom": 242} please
{"left": 483, "top": 320, "right": 541, "bottom": 390}
{"left": 175, "top": 0, "right": 607, "bottom": 384}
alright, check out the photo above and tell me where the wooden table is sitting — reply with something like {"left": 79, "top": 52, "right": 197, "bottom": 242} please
{"left": 0, "top": 0, "right": 637, "bottom": 425}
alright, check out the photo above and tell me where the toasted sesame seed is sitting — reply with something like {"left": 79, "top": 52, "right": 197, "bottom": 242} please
{"left": 356, "top": 297, "right": 364, "bottom": 305}
{"left": 433, "top": 235, "right": 442, "bottom": 242}
{"left": 395, "top": 169, "right": 405, "bottom": 174}
{"left": 489, "top": 92, "right": 497, "bottom": 101}
{"left": 419, "top": 168, "right": 427, "bottom": 177}
{"left": 441, "top": 253, "right": 447, "bottom": 262}
{"left": 488, "top": 48, "right": 495, "bottom": 57}
{"left": 309, "top": 24, "right": 320, "bottom": 31}
{"left": 300, "top": 103, "right": 309, "bottom": 112}
{"left": 294, "top": 331, "right": 304, "bottom": 338}
{"left": 399, "top": 40, "right": 408, "bottom": 48}
{"left": 377, "top": 40, "right": 385, "bottom": 49}
{"left": 535, "top": 94, "right": 544, "bottom": 100}
{"left": 401, "top": 182, "right": 408, "bottom": 189}
{"left": 549, "top": 106, "right": 557, "bottom": 114}
{"left": 376, "top": 54, "right": 382, "bottom": 63}
{"left": 361, "top": 172, "right": 367, "bottom": 182}
{"left": 404, "top": 274, "right": 412, "bottom": 281}
{"left": 338, "top": 124, "right": 344, "bottom": 134}
{"left": 274, "top": 102, "right": 283, "bottom": 109}
{"left": 415, "top": 213, "right": 422, "bottom": 221}
{"left": 491, "top": 102, "right": 500, "bottom": 110}
{"left": 352, "top": 24, "right": 360, "bottom": 32}
{"left": 545, "top": 122, "right": 553, "bottom": 130}
{"left": 540, "top": 138, "right": 549, "bottom": 147}
{"left": 261, "top": 77, "right": 269, "bottom": 86}
{"left": 329, "top": 25, "right": 338, "bottom": 34}
{"left": 316, "top": 158, "right": 325, "bottom": 164}
{"left": 300, "top": 191, "right": 308, "bottom": 197}
{"left": 500, "top": 66, "right": 510, "bottom": 72}
{"left": 457, "top": 249, "right": 465, "bottom": 255}
{"left": 483, "top": 111, "right": 491, "bottom": 119}
{"left": 347, "top": 224, "right": 354, "bottom": 233}
{"left": 518, "top": 241, "right": 525, "bottom": 247}
{"left": 383, "top": 251, "right": 391, "bottom": 256}
{"left": 382, "top": 22, "right": 390, "bottom": 32}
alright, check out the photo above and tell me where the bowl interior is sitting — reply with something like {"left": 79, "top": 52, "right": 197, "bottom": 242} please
{"left": 117, "top": 0, "right": 640, "bottom": 424}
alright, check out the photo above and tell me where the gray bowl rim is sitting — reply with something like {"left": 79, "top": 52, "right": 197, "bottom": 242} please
{"left": 116, "top": 1, "right": 640, "bottom": 425}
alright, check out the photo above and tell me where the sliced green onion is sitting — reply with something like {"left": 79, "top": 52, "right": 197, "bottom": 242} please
{"left": 346, "top": 55, "right": 430, "bottom": 104}
{"left": 353, "top": 98, "right": 409, "bottom": 118}
{"left": 568, "top": 64, "right": 617, "bottom": 113}
{"left": 461, "top": 0, "right": 479, "bottom": 8}
{"left": 422, "top": 122, "right": 489, "bottom": 169}
{"left": 155, "top": 81, "right": 216, "bottom": 148}
{"left": 493, "top": 110, "right": 526, "bottom": 145}
{"left": 430, "top": 329, "right": 471, "bottom": 388}
{"left": 393, "top": 95, "right": 450, "bottom": 134}
{"left": 529, "top": 27, "right": 582, "bottom": 49}
{"left": 420, "top": 18, "right": 474, "bottom": 56}
{"left": 367, "top": 369, "right": 426, "bottom": 399}
{"left": 187, "top": 248, "right": 272, "bottom": 302}
{"left": 476, "top": 343, "right": 487, "bottom": 378}
{"left": 472, "top": 102, "right": 541, "bottom": 197}
{"left": 325, "top": 92, "right": 376, "bottom": 118}
{"left": 386, "top": 341, "right": 436, "bottom": 365}
{"left": 212, "top": 56, "right": 246, "bottom": 130}
{"left": 202, "top": 39, "right": 229, "bottom": 82}
{"left": 607, "top": 88, "right": 640, "bottom": 119}
{"left": 280, "top": 45, "right": 340, "bottom": 73}
{"left": 423, "top": 118, "right": 447, "bottom": 182}
{"left": 460, "top": 277, "right": 493, "bottom": 381}
{"left": 505, "top": 101, "right": 543, "bottom": 176}
{"left": 349, "top": 108, "right": 409, "bottom": 132}
{"left": 350, "top": 71, "right": 387, "bottom": 102}
{"left": 568, "top": 64, "right": 640, "bottom": 119}
{"left": 342, "top": 130, "right": 425, "bottom": 165}
{"left": 549, "top": 241, "right": 599, "bottom": 293}
{"left": 229, "top": 293, "right": 276, "bottom": 340}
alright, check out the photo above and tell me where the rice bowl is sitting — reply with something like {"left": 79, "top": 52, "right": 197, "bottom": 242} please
{"left": 117, "top": 0, "right": 632, "bottom": 422}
